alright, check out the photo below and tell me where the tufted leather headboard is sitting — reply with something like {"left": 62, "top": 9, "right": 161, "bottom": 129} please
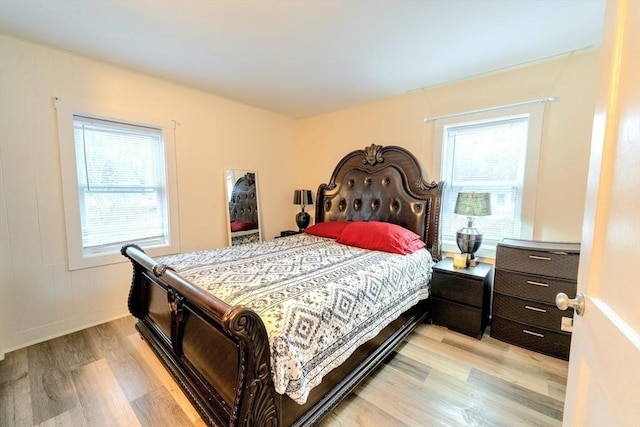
{"left": 315, "top": 144, "right": 444, "bottom": 259}
{"left": 229, "top": 172, "right": 259, "bottom": 225}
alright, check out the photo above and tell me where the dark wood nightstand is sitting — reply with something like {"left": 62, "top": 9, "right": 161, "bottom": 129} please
{"left": 279, "top": 230, "right": 302, "bottom": 237}
{"left": 429, "top": 258, "right": 494, "bottom": 339}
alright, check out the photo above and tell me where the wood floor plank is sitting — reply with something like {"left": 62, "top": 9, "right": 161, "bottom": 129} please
{"left": 35, "top": 406, "right": 84, "bottom": 427}
{"left": 413, "top": 322, "right": 448, "bottom": 341}
{"left": 467, "top": 368, "right": 564, "bottom": 422}
{"left": 505, "top": 341, "right": 569, "bottom": 375}
{"left": 51, "top": 329, "right": 99, "bottom": 371}
{"left": 398, "top": 339, "right": 472, "bottom": 382}
{"left": 108, "top": 351, "right": 162, "bottom": 402}
{"left": 27, "top": 340, "right": 81, "bottom": 425}
{"left": 25, "top": 324, "right": 102, "bottom": 425}
{"left": 418, "top": 369, "right": 492, "bottom": 426}
{"left": 383, "top": 348, "right": 431, "bottom": 382}
{"left": 72, "top": 358, "right": 141, "bottom": 426}
{"left": 547, "top": 377, "right": 568, "bottom": 402}
{"left": 109, "top": 315, "right": 138, "bottom": 337}
{"left": 85, "top": 320, "right": 134, "bottom": 361}
{"left": 319, "top": 391, "right": 409, "bottom": 427}
{"left": 353, "top": 363, "right": 458, "bottom": 426}
{"left": 442, "top": 329, "right": 568, "bottom": 380}
{"left": 412, "top": 330, "right": 562, "bottom": 397}
{"left": 131, "top": 386, "right": 195, "bottom": 427}
{"left": 85, "top": 320, "right": 162, "bottom": 402}
{"left": 422, "top": 368, "right": 560, "bottom": 427}
{"left": 0, "top": 347, "right": 33, "bottom": 427}
{"left": 127, "top": 333, "right": 205, "bottom": 424}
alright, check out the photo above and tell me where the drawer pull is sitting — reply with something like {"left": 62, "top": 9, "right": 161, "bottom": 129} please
{"left": 529, "top": 255, "right": 552, "bottom": 261}
{"left": 526, "top": 280, "right": 549, "bottom": 287}
{"left": 523, "top": 329, "right": 545, "bottom": 338}
{"left": 525, "top": 305, "right": 547, "bottom": 313}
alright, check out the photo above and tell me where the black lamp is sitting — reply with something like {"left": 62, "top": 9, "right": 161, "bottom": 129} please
{"left": 293, "top": 189, "right": 313, "bottom": 231}
{"left": 454, "top": 192, "right": 492, "bottom": 267}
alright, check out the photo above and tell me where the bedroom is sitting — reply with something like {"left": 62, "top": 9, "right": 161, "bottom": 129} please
{"left": 0, "top": 0, "right": 637, "bottom": 426}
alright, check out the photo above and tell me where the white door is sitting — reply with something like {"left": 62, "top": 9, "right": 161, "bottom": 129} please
{"left": 561, "top": 0, "right": 640, "bottom": 426}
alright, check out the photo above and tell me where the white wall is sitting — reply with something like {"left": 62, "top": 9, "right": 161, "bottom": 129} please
{"left": 0, "top": 35, "right": 298, "bottom": 357}
{"left": 0, "top": 34, "right": 601, "bottom": 358}
{"left": 298, "top": 50, "right": 600, "bottom": 244}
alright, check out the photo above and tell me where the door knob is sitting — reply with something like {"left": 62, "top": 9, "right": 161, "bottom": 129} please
{"left": 556, "top": 293, "right": 585, "bottom": 316}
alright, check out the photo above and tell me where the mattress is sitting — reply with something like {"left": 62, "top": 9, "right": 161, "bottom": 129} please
{"left": 159, "top": 233, "right": 433, "bottom": 404}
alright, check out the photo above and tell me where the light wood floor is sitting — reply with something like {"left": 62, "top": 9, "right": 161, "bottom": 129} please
{"left": 1, "top": 316, "right": 568, "bottom": 426}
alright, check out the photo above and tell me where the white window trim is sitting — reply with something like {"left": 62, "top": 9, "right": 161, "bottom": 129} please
{"left": 432, "top": 103, "right": 544, "bottom": 259}
{"left": 55, "top": 97, "right": 181, "bottom": 270}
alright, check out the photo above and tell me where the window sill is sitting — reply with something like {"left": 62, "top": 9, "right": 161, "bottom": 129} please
{"left": 68, "top": 241, "right": 179, "bottom": 271}
{"left": 441, "top": 240, "right": 496, "bottom": 263}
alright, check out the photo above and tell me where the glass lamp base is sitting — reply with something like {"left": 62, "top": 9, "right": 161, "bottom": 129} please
{"left": 296, "top": 211, "right": 310, "bottom": 231}
{"left": 456, "top": 227, "right": 483, "bottom": 267}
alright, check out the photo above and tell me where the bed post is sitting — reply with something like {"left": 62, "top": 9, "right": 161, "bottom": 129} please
{"left": 123, "top": 243, "right": 150, "bottom": 318}
{"left": 224, "top": 306, "right": 280, "bottom": 426}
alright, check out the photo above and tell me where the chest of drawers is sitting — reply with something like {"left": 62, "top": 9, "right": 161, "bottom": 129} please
{"left": 491, "top": 239, "right": 580, "bottom": 360}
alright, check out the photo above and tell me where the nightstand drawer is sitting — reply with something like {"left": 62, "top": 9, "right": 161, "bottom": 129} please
{"left": 494, "top": 269, "right": 576, "bottom": 304}
{"left": 493, "top": 293, "right": 573, "bottom": 332}
{"left": 430, "top": 296, "right": 484, "bottom": 339}
{"left": 491, "top": 316, "right": 571, "bottom": 360}
{"left": 430, "top": 273, "right": 484, "bottom": 308}
{"left": 496, "top": 244, "right": 579, "bottom": 280}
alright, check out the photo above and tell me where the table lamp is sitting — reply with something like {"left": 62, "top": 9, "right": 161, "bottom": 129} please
{"left": 454, "top": 192, "right": 492, "bottom": 267}
{"left": 293, "top": 189, "right": 313, "bottom": 231}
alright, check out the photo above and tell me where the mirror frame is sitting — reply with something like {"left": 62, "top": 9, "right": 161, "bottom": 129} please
{"left": 225, "top": 168, "right": 263, "bottom": 246}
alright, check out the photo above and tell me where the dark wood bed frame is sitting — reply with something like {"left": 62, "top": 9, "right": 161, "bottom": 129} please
{"left": 123, "top": 144, "right": 443, "bottom": 426}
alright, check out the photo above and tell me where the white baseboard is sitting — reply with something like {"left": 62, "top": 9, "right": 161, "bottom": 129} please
{"left": 1, "top": 305, "right": 130, "bottom": 358}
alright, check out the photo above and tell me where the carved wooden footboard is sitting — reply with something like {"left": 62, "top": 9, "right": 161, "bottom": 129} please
{"left": 123, "top": 244, "right": 278, "bottom": 426}
{"left": 123, "top": 243, "right": 430, "bottom": 427}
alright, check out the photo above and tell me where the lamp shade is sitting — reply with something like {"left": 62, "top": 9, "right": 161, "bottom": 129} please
{"left": 454, "top": 192, "right": 492, "bottom": 217}
{"left": 293, "top": 189, "right": 313, "bottom": 206}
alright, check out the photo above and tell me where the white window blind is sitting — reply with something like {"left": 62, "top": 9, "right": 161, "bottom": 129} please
{"left": 73, "top": 115, "right": 169, "bottom": 255}
{"left": 441, "top": 115, "right": 529, "bottom": 247}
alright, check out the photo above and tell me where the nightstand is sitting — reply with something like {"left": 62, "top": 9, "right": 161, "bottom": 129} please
{"left": 429, "top": 257, "right": 493, "bottom": 339}
{"left": 279, "top": 230, "right": 302, "bottom": 237}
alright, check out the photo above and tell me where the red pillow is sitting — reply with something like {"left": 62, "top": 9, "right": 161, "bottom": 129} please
{"left": 230, "top": 220, "right": 257, "bottom": 232}
{"left": 304, "top": 221, "right": 353, "bottom": 239}
{"left": 336, "top": 221, "right": 425, "bottom": 255}
{"left": 404, "top": 238, "right": 427, "bottom": 254}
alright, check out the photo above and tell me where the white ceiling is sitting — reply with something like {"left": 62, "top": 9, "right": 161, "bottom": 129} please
{"left": 0, "top": 0, "right": 606, "bottom": 118}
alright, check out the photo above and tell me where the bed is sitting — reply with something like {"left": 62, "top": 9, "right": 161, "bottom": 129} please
{"left": 228, "top": 171, "right": 260, "bottom": 245}
{"left": 122, "top": 144, "right": 443, "bottom": 426}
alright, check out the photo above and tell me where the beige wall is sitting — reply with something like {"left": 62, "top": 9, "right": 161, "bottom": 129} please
{"left": 0, "top": 34, "right": 600, "bottom": 357}
{"left": 298, "top": 50, "right": 600, "bottom": 242}
{"left": 0, "top": 35, "right": 298, "bottom": 356}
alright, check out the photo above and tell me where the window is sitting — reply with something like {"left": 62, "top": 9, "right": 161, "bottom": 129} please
{"left": 57, "top": 100, "right": 180, "bottom": 270}
{"left": 73, "top": 116, "right": 169, "bottom": 255}
{"left": 433, "top": 104, "right": 544, "bottom": 258}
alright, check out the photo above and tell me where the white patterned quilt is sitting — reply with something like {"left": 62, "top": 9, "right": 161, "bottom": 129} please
{"left": 159, "top": 233, "right": 433, "bottom": 404}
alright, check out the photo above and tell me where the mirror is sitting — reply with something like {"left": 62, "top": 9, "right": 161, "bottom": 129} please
{"left": 225, "top": 169, "right": 262, "bottom": 246}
